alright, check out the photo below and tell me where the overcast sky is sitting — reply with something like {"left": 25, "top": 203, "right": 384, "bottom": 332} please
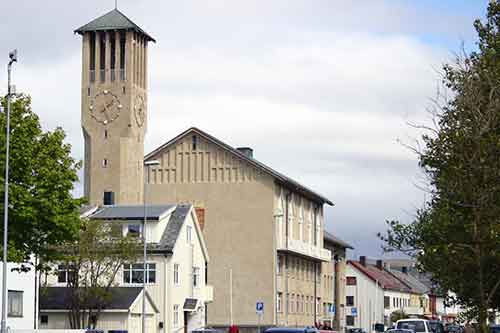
{"left": 0, "top": 0, "right": 489, "bottom": 257}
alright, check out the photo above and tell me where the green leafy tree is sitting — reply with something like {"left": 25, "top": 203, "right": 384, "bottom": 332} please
{"left": 390, "top": 310, "right": 408, "bottom": 324}
{"left": 49, "top": 219, "right": 140, "bottom": 329}
{"left": 0, "top": 94, "right": 83, "bottom": 264}
{"left": 379, "top": 3, "right": 500, "bottom": 332}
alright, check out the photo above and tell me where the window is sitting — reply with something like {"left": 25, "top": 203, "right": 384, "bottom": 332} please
{"left": 346, "top": 276, "right": 357, "bottom": 285}
{"left": 174, "top": 264, "right": 180, "bottom": 285}
{"left": 277, "top": 292, "right": 282, "bottom": 313}
{"left": 192, "top": 135, "right": 198, "bottom": 150}
{"left": 277, "top": 255, "right": 282, "bottom": 275}
{"left": 127, "top": 224, "right": 141, "bottom": 237}
{"left": 186, "top": 225, "right": 192, "bottom": 243}
{"left": 102, "top": 159, "right": 108, "bottom": 168}
{"left": 291, "top": 294, "right": 295, "bottom": 313}
{"left": 57, "top": 264, "right": 75, "bottom": 284}
{"left": 346, "top": 315, "right": 355, "bottom": 326}
{"left": 40, "top": 315, "right": 48, "bottom": 324}
{"left": 104, "top": 130, "right": 108, "bottom": 139}
{"left": 89, "top": 32, "right": 96, "bottom": 83}
{"left": 173, "top": 304, "right": 179, "bottom": 327}
{"left": 110, "top": 33, "right": 116, "bottom": 81}
{"left": 8, "top": 291, "right": 23, "bottom": 317}
{"left": 99, "top": 32, "right": 106, "bottom": 83}
{"left": 346, "top": 296, "right": 355, "bottom": 306}
{"left": 384, "top": 296, "right": 390, "bottom": 309}
{"left": 123, "top": 263, "right": 156, "bottom": 284}
{"left": 193, "top": 267, "right": 200, "bottom": 287}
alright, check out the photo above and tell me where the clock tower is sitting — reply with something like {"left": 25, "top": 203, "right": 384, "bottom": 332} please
{"left": 75, "top": 9, "right": 155, "bottom": 205}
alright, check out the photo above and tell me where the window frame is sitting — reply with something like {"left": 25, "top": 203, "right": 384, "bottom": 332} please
{"left": 346, "top": 295, "right": 355, "bottom": 306}
{"left": 7, "top": 290, "right": 23, "bottom": 317}
{"left": 123, "top": 263, "right": 156, "bottom": 284}
{"left": 173, "top": 304, "right": 179, "bottom": 327}
{"left": 193, "top": 267, "right": 200, "bottom": 288}
{"left": 174, "top": 263, "right": 180, "bottom": 285}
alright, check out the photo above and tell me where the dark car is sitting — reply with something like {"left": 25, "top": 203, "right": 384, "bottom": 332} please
{"left": 490, "top": 325, "right": 500, "bottom": 333}
{"left": 385, "top": 329, "right": 415, "bottom": 333}
{"left": 445, "top": 324, "right": 462, "bottom": 333}
{"left": 264, "top": 328, "right": 319, "bottom": 333}
{"left": 428, "top": 321, "right": 445, "bottom": 333}
{"left": 349, "top": 329, "right": 367, "bottom": 333}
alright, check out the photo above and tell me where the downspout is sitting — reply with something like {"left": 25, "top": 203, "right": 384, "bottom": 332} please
{"left": 314, "top": 262, "right": 317, "bottom": 325}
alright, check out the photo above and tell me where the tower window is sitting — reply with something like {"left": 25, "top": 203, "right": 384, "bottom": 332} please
{"left": 110, "top": 33, "right": 116, "bottom": 82}
{"left": 89, "top": 32, "right": 96, "bottom": 83}
{"left": 102, "top": 159, "right": 108, "bottom": 168}
{"left": 103, "top": 191, "right": 115, "bottom": 205}
{"left": 104, "top": 130, "right": 108, "bottom": 139}
{"left": 123, "top": 86, "right": 126, "bottom": 95}
{"left": 99, "top": 32, "right": 106, "bottom": 83}
{"left": 119, "top": 31, "right": 126, "bottom": 81}
{"left": 192, "top": 135, "right": 198, "bottom": 151}
{"left": 87, "top": 87, "right": 90, "bottom": 96}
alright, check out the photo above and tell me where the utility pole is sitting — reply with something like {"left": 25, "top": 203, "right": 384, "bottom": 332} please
{"left": 1, "top": 49, "right": 17, "bottom": 333}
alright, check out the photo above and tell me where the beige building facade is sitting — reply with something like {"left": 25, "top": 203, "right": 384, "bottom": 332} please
{"left": 144, "top": 128, "right": 333, "bottom": 328}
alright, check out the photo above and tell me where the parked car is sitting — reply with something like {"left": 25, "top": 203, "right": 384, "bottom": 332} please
{"left": 428, "top": 320, "right": 445, "bottom": 333}
{"left": 385, "top": 329, "right": 415, "bottom": 333}
{"left": 396, "top": 319, "right": 432, "bottom": 333}
{"left": 490, "top": 325, "right": 500, "bottom": 333}
{"left": 348, "top": 328, "right": 367, "bottom": 333}
{"left": 264, "top": 328, "right": 319, "bottom": 333}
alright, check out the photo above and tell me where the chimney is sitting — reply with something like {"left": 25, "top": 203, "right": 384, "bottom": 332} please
{"left": 360, "top": 256, "right": 366, "bottom": 266}
{"left": 376, "top": 260, "right": 383, "bottom": 270}
{"left": 237, "top": 147, "right": 253, "bottom": 159}
{"left": 402, "top": 266, "right": 408, "bottom": 274}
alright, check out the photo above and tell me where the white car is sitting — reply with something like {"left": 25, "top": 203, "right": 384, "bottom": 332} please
{"left": 396, "top": 319, "right": 432, "bottom": 333}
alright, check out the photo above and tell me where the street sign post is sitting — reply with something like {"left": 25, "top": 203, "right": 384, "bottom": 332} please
{"left": 256, "top": 302, "right": 264, "bottom": 333}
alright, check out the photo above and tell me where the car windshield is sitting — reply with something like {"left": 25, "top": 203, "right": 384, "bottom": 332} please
{"left": 398, "top": 321, "right": 426, "bottom": 332}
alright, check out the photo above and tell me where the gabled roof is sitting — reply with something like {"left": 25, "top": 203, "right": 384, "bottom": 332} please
{"left": 156, "top": 204, "right": 192, "bottom": 253}
{"left": 74, "top": 8, "right": 155, "bottom": 42}
{"left": 324, "top": 231, "right": 354, "bottom": 249}
{"left": 89, "top": 204, "right": 176, "bottom": 221}
{"left": 145, "top": 127, "right": 333, "bottom": 206}
{"left": 349, "top": 260, "right": 412, "bottom": 293}
{"left": 390, "top": 269, "right": 429, "bottom": 294}
{"left": 40, "top": 287, "right": 158, "bottom": 312}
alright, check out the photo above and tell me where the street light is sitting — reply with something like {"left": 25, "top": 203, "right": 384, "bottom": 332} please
{"left": 142, "top": 159, "right": 160, "bottom": 333}
{"left": 1, "top": 49, "right": 17, "bottom": 333}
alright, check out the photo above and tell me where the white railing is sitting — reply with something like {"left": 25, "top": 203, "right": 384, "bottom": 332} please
{"left": 278, "top": 237, "right": 331, "bottom": 261}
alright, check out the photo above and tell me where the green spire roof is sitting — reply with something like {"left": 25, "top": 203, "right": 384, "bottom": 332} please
{"left": 74, "top": 8, "right": 155, "bottom": 42}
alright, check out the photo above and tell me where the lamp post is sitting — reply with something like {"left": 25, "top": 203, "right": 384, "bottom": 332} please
{"left": 142, "top": 160, "right": 160, "bottom": 333}
{"left": 1, "top": 49, "right": 17, "bottom": 333}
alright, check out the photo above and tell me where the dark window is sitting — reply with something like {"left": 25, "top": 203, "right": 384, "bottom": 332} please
{"left": 57, "top": 264, "right": 75, "bottom": 284}
{"left": 346, "top": 296, "right": 355, "bottom": 306}
{"left": 192, "top": 135, "right": 197, "bottom": 150}
{"left": 104, "top": 130, "right": 108, "bottom": 139}
{"left": 103, "top": 191, "right": 114, "bottom": 205}
{"left": 40, "top": 315, "right": 48, "bottom": 324}
{"left": 346, "top": 276, "right": 357, "bottom": 285}
{"left": 87, "top": 87, "right": 90, "bottom": 96}
{"left": 102, "top": 159, "right": 108, "bottom": 168}
{"left": 89, "top": 32, "right": 96, "bottom": 71}
{"left": 8, "top": 290, "right": 23, "bottom": 317}
{"left": 99, "top": 32, "right": 106, "bottom": 82}
{"left": 127, "top": 224, "right": 141, "bottom": 237}
{"left": 346, "top": 315, "right": 355, "bottom": 326}
{"left": 110, "top": 34, "right": 116, "bottom": 70}
{"left": 384, "top": 296, "right": 390, "bottom": 309}
{"left": 119, "top": 32, "right": 126, "bottom": 80}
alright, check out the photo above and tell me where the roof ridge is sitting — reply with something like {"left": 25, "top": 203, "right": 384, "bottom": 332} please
{"left": 145, "top": 127, "right": 333, "bottom": 205}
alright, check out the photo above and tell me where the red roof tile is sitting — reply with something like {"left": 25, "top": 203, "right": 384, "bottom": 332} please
{"left": 349, "top": 260, "right": 412, "bottom": 293}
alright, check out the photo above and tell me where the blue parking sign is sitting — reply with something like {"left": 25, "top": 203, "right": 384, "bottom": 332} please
{"left": 330, "top": 304, "right": 336, "bottom": 314}
{"left": 256, "top": 302, "right": 264, "bottom": 314}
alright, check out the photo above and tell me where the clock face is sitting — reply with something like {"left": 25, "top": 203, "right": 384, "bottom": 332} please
{"left": 134, "top": 94, "right": 146, "bottom": 127}
{"left": 89, "top": 90, "right": 122, "bottom": 125}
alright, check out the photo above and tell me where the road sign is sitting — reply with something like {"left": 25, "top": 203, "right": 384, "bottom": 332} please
{"left": 256, "top": 301, "right": 264, "bottom": 314}
{"left": 329, "top": 304, "right": 336, "bottom": 314}
{"left": 351, "top": 307, "right": 357, "bottom": 316}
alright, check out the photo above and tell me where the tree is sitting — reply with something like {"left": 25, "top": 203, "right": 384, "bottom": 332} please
{"left": 0, "top": 94, "right": 83, "bottom": 264}
{"left": 379, "top": 3, "right": 500, "bottom": 332}
{"left": 49, "top": 218, "right": 140, "bottom": 329}
{"left": 390, "top": 310, "right": 408, "bottom": 323}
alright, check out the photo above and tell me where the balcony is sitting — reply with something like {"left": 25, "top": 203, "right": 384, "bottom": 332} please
{"left": 278, "top": 237, "right": 331, "bottom": 261}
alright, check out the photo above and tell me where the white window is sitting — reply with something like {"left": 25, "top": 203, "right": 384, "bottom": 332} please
{"left": 277, "top": 292, "right": 282, "bottom": 313}
{"left": 8, "top": 291, "right": 23, "bottom": 317}
{"left": 174, "top": 264, "right": 180, "bottom": 285}
{"left": 57, "top": 264, "right": 75, "bottom": 284}
{"left": 186, "top": 225, "right": 192, "bottom": 243}
{"left": 193, "top": 267, "right": 200, "bottom": 287}
{"left": 173, "top": 304, "right": 179, "bottom": 327}
{"left": 123, "top": 263, "right": 156, "bottom": 284}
